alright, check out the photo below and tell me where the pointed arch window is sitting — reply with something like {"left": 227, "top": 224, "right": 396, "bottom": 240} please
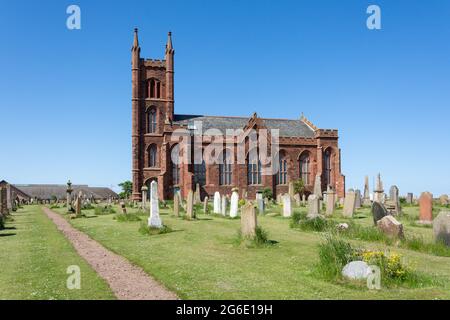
{"left": 148, "top": 145, "right": 157, "bottom": 168}
{"left": 300, "top": 152, "right": 310, "bottom": 185}
{"left": 247, "top": 151, "right": 261, "bottom": 185}
{"left": 148, "top": 109, "right": 157, "bottom": 133}
{"left": 148, "top": 78, "right": 161, "bottom": 99}
{"left": 323, "top": 149, "right": 332, "bottom": 187}
{"left": 276, "top": 156, "right": 288, "bottom": 185}
{"left": 219, "top": 151, "right": 232, "bottom": 186}
{"left": 171, "top": 144, "right": 181, "bottom": 185}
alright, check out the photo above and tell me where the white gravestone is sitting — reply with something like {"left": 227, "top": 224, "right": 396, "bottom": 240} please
{"left": 148, "top": 181, "right": 162, "bottom": 228}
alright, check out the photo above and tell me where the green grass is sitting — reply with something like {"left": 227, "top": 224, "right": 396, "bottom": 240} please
{"left": 0, "top": 206, "right": 115, "bottom": 300}
{"left": 51, "top": 204, "right": 450, "bottom": 300}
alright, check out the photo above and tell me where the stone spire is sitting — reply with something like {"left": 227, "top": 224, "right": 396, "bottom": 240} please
{"left": 132, "top": 28, "right": 140, "bottom": 51}
{"left": 165, "top": 31, "right": 175, "bottom": 124}
{"left": 165, "top": 31, "right": 174, "bottom": 54}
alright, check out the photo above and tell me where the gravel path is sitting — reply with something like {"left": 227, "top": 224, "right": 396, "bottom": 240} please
{"left": 43, "top": 207, "right": 178, "bottom": 300}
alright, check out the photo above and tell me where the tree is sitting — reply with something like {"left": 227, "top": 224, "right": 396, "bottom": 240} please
{"left": 118, "top": 181, "right": 133, "bottom": 199}
{"left": 293, "top": 179, "right": 305, "bottom": 196}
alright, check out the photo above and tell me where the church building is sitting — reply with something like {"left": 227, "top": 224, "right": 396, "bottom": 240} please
{"left": 131, "top": 29, "right": 345, "bottom": 201}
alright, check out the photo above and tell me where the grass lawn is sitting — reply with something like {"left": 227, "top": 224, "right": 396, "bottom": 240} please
{"left": 52, "top": 203, "right": 450, "bottom": 300}
{"left": 0, "top": 206, "right": 115, "bottom": 300}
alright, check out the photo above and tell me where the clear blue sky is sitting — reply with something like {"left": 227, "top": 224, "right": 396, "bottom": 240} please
{"left": 1, "top": 0, "right": 449, "bottom": 196}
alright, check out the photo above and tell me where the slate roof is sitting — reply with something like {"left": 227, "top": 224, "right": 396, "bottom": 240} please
{"left": 173, "top": 114, "right": 316, "bottom": 138}
{"left": 13, "top": 184, "right": 118, "bottom": 200}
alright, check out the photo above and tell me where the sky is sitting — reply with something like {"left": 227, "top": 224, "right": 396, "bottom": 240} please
{"left": 0, "top": 0, "right": 449, "bottom": 195}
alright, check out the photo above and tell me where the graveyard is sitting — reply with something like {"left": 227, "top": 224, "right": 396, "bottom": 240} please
{"left": 2, "top": 184, "right": 450, "bottom": 300}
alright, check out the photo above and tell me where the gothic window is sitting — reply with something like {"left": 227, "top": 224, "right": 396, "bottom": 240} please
{"left": 148, "top": 145, "right": 157, "bottom": 168}
{"left": 148, "top": 109, "right": 157, "bottom": 133}
{"left": 194, "top": 160, "right": 206, "bottom": 186}
{"left": 219, "top": 152, "right": 232, "bottom": 186}
{"left": 148, "top": 78, "right": 161, "bottom": 99}
{"left": 172, "top": 144, "right": 181, "bottom": 185}
{"left": 300, "top": 152, "right": 310, "bottom": 185}
{"left": 276, "top": 156, "right": 288, "bottom": 185}
{"left": 247, "top": 152, "right": 261, "bottom": 185}
{"left": 323, "top": 149, "right": 332, "bottom": 187}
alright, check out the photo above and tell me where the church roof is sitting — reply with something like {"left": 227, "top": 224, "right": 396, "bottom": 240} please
{"left": 13, "top": 184, "right": 118, "bottom": 200}
{"left": 173, "top": 114, "right": 316, "bottom": 138}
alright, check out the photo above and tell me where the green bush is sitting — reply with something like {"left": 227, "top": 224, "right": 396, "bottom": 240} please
{"left": 82, "top": 203, "right": 95, "bottom": 210}
{"left": 139, "top": 221, "right": 172, "bottom": 235}
{"left": 316, "top": 234, "right": 357, "bottom": 280}
{"left": 289, "top": 211, "right": 307, "bottom": 227}
{"left": 114, "top": 213, "right": 141, "bottom": 222}
{"left": 235, "top": 226, "right": 272, "bottom": 248}
{"left": 94, "top": 205, "right": 116, "bottom": 215}
{"left": 262, "top": 188, "right": 273, "bottom": 201}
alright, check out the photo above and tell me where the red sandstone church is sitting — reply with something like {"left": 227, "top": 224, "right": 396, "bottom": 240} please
{"left": 131, "top": 29, "right": 345, "bottom": 201}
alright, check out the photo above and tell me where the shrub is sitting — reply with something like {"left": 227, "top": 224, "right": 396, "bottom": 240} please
{"left": 236, "top": 226, "right": 272, "bottom": 248}
{"left": 298, "top": 217, "right": 331, "bottom": 232}
{"left": 50, "top": 204, "right": 60, "bottom": 209}
{"left": 82, "top": 203, "right": 95, "bottom": 210}
{"left": 262, "top": 188, "right": 273, "bottom": 201}
{"left": 289, "top": 211, "right": 307, "bottom": 227}
{"left": 114, "top": 213, "right": 141, "bottom": 222}
{"left": 94, "top": 205, "right": 116, "bottom": 215}
{"left": 316, "top": 234, "right": 357, "bottom": 280}
{"left": 139, "top": 221, "right": 172, "bottom": 235}
{"left": 238, "top": 199, "right": 246, "bottom": 208}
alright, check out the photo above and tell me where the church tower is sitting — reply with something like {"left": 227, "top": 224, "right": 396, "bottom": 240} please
{"left": 131, "top": 29, "right": 175, "bottom": 201}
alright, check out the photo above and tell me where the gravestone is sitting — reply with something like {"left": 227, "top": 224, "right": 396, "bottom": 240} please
{"left": 419, "top": 192, "right": 433, "bottom": 223}
{"left": 389, "top": 185, "right": 401, "bottom": 215}
{"left": 141, "top": 185, "right": 148, "bottom": 209}
{"left": 203, "top": 196, "right": 209, "bottom": 214}
{"left": 256, "top": 191, "right": 264, "bottom": 214}
{"left": 439, "top": 195, "right": 449, "bottom": 206}
{"left": 173, "top": 193, "right": 180, "bottom": 216}
{"left": 313, "top": 175, "right": 322, "bottom": 199}
{"left": 221, "top": 195, "right": 228, "bottom": 216}
{"left": 282, "top": 194, "right": 292, "bottom": 218}
{"left": 148, "top": 181, "right": 162, "bottom": 228}
{"left": 276, "top": 194, "right": 282, "bottom": 205}
{"left": 302, "top": 194, "right": 306, "bottom": 206}
{"left": 433, "top": 211, "right": 450, "bottom": 246}
{"left": 326, "top": 189, "right": 336, "bottom": 217}
{"left": 363, "top": 176, "right": 371, "bottom": 206}
{"left": 230, "top": 190, "right": 239, "bottom": 218}
{"left": 342, "top": 261, "right": 371, "bottom": 280}
{"left": 406, "top": 193, "right": 413, "bottom": 205}
{"left": 354, "top": 189, "right": 362, "bottom": 209}
{"left": 373, "top": 173, "right": 384, "bottom": 203}
{"left": 377, "top": 215, "right": 404, "bottom": 239}
{"left": 186, "top": 190, "right": 195, "bottom": 220}
{"left": 307, "top": 194, "right": 320, "bottom": 219}
{"left": 0, "top": 186, "right": 8, "bottom": 216}
{"left": 75, "top": 195, "right": 82, "bottom": 217}
{"left": 294, "top": 194, "right": 301, "bottom": 207}
{"left": 194, "top": 183, "right": 201, "bottom": 204}
{"left": 213, "top": 192, "right": 221, "bottom": 214}
{"left": 371, "top": 201, "right": 388, "bottom": 226}
{"left": 241, "top": 202, "right": 257, "bottom": 238}
{"left": 288, "top": 181, "right": 295, "bottom": 199}
{"left": 343, "top": 191, "right": 356, "bottom": 218}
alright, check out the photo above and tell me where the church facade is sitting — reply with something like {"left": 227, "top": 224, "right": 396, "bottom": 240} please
{"left": 131, "top": 29, "right": 345, "bottom": 201}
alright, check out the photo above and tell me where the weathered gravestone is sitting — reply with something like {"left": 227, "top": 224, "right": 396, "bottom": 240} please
{"left": 371, "top": 201, "right": 388, "bottom": 226}
{"left": 294, "top": 194, "right": 301, "bottom": 207}
{"left": 389, "top": 185, "right": 401, "bottom": 215}
{"left": 173, "top": 193, "right": 180, "bottom": 216}
{"left": 406, "top": 193, "right": 413, "bottom": 205}
{"left": 313, "top": 175, "right": 322, "bottom": 199}
{"left": 141, "top": 185, "right": 148, "bottom": 209}
{"left": 282, "top": 194, "right": 292, "bottom": 218}
{"left": 433, "top": 211, "right": 450, "bottom": 246}
{"left": 326, "top": 188, "right": 335, "bottom": 217}
{"left": 221, "top": 195, "right": 228, "bottom": 216}
{"left": 354, "top": 189, "right": 362, "bottom": 209}
{"left": 230, "top": 190, "right": 239, "bottom": 218}
{"left": 241, "top": 202, "right": 257, "bottom": 238}
{"left": 377, "top": 215, "right": 404, "bottom": 239}
{"left": 194, "top": 183, "right": 201, "bottom": 204}
{"left": 276, "top": 194, "right": 282, "bottom": 205}
{"left": 256, "top": 191, "right": 264, "bottom": 214}
{"left": 288, "top": 181, "right": 295, "bottom": 199}
{"left": 186, "top": 190, "right": 195, "bottom": 220}
{"left": 373, "top": 173, "right": 384, "bottom": 203}
{"left": 203, "top": 196, "right": 209, "bottom": 214}
{"left": 363, "top": 176, "right": 371, "bottom": 206}
{"left": 75, "top": 194, "right": 82, "bottom": 217}
{"left": 213, "top": 192, "right": 221, "bottom": 214}
{"left": 302, "top": 194, "right": 306, "bottom": 206}
{"left": 419, "top": 192, "right": 433, "bottom": 223}
{"left": 0, "top": 186, "right": 8, "bottom": 216}
{"left": 120, "top": 202, "right": 127, "bottom": 214}
{"left": 307, "top": 194, "right": 320, "bottom": 219}
{"left": 439, "top": 195, "right": 449, "bottom": 206}
{"left": 148, "top": 181, "right": 162, "bottom": 228}
{"left": 343, "top": 191, "right": 356, "bottom": 218}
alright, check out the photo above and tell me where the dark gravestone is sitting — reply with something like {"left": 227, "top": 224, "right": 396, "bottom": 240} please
{"left": 372, "top": 201, "right": 388, "bottom": 226}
